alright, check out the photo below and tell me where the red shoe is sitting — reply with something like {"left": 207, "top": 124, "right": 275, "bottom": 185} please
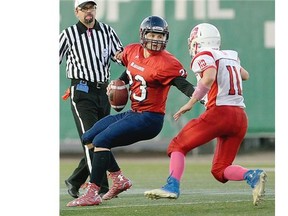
{"left": 102, "top": 170, "right": 132, "bottom": 200}
{"left": 66, "top": 182, "right": 102, "bottom": 207}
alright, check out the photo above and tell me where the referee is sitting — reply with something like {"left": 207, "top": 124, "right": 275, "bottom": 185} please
{"left": 59, "top": 0, "right": 123, "bottom": 198}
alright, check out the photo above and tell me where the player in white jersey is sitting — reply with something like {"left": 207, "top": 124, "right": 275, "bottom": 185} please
{"left": 191, "top": 48, "right": 246, "bottom": 108}
{"left": 144, "top": 23, "right": 267, "bottom": 206}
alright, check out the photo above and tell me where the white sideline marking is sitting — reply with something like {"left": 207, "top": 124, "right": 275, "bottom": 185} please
{"left": 62, "top": 198, "right": 275, "bottom": 211}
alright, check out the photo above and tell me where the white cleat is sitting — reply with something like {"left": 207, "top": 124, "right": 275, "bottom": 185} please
{"left": 144, "top": 188, "right": 178, "bottom": 200}
{"left": 252, "top": 171, "right": 267, "bottom": 206}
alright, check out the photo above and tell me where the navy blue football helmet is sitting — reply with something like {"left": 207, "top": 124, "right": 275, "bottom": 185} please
{"left": 139, "top": 16, "right": 169, "bottom": 51}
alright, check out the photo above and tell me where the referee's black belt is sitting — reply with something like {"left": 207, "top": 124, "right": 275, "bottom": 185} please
{"left": 71, "top": 79, "right": 108, "bottom": 89}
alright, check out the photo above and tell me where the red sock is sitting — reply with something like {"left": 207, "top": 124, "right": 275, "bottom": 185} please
{"left": 223, "top": 165, "right": 249, "bottom": 181}
{"left": 169, "top": 152, "right": 185, "bottom": 181}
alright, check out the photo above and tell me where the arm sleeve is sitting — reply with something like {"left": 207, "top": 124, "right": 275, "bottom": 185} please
{"left": 110, "top": 27, "right": 124, "bottom": 61}
{"left": 59, "top": 31, "right": 68, "bottom": 65}
{"left": 171, "top": 76, "right": 195, "bottom": 98}
{"left": 118, "top": 70, "right": 129, "bottom": 84}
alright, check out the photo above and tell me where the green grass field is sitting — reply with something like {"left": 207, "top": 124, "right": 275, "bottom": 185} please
{"left": 60, "top": 153, "right": 275, "bottom": 216}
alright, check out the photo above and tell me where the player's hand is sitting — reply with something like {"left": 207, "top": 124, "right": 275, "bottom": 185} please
{"left": 106, "top": 81, "right": 113, "bottom": 96}
{"left": 173, "top": 103, "right": 193, "bottom": 121}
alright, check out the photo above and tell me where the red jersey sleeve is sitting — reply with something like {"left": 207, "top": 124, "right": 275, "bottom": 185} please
{"left": 121, "top": 44, "right": 139, "bottom": 67}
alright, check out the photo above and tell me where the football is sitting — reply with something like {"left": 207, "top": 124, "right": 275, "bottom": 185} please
{"left": 108, "top": 79, "right": 128, "bottom": 112}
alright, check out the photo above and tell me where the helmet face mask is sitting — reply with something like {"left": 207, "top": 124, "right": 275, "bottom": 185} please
{"left": 140, "top": 16, "right": 169, "bottom": 51}
{"left": 143, "top": 32, "right": 167, "bottom": 51}
{"left": 188, "top": 23, "right": 221, "bottom": 57}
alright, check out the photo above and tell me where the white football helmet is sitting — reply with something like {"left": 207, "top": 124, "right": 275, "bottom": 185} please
{"left": 188, "top": 23, "right": 221, "bottom": 57}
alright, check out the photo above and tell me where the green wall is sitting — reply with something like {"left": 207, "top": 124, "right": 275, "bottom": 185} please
{"left": 60, "top": 0, "right": 275, "bottom": 142}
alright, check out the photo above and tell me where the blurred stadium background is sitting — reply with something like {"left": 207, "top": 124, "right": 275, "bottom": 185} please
{"left": 59, "top": 0, "right": 275, "bottom": 156}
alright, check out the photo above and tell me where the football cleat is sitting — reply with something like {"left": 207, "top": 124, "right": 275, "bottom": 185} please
{"left": 144, "top": 176, "right": 180, "bottom": 200}
{"left": 66, "top": 182, "right": 102, "bottom": 207}
{"left": 102, "top": 170, "right": 132, "bottom": 200}
{"left": 244, "top": 169, "right": 267, "bottom": 206}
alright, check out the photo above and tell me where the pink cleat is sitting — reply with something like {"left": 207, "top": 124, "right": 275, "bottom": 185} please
{"left": 66, "top": 182, "right": 102, "bottom": 207}
{"left": 102, "top": 170, "right": 132, "bottom": 200}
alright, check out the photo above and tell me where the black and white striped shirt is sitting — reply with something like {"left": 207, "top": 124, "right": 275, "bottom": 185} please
{"left": 59, "top": 21, "right": 123, "bottom": 83}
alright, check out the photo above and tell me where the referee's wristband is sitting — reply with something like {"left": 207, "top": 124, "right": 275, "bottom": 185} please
{"left": 192, "top": 82, "right": 210, "bottom": 101}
